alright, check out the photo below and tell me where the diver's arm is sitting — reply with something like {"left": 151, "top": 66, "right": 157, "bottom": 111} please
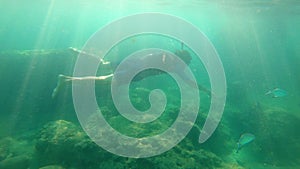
{"left": 69, "top": 47, "right": 97, "bottom": 57}
{"left": 69, "top": 47, "right": 110, "bottom": 65}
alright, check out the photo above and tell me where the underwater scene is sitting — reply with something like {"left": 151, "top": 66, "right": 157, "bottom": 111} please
{"left": 0, "top": 1, "right": 300, "bottom": 169}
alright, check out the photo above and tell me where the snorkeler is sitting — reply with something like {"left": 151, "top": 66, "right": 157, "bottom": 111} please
{"left": 52, "top": 43, "right": 211, "bottom": 98}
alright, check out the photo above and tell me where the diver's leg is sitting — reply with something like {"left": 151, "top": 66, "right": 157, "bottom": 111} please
{"left": 64, "top": 74, "right": 113, "bottom": 81}
{"left": 197, "top": 84, "right": 211, "bottom": 96}
{"left": 51, "top": 74, "right": 113, "bottom": 98}
{"left": 52, "top": 74, "right": 69, "bottom": 98}
{"left": 176, "top": 70, "right": 211, "bottom": 96}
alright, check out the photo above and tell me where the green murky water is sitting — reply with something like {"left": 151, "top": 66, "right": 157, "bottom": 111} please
{"left": 0, "top": 1, "right": 299, "bottom": 169}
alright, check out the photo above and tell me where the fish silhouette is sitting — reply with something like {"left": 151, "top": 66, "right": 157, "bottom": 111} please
{"left": 265, "top": 88, "right": 287, "bottom": 98}
{"left": 236, "top": 133, "right": 255, "bottom": 153}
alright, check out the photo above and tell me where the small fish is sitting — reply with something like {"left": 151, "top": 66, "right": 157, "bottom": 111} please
{"left": 265, "top": 88, "right": 287, "bottom": 98}
{"left": 236, "top": 133, "right": 255, "bottom": 153}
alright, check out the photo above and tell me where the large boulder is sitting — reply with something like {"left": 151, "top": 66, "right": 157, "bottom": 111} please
{"left": 35, "top": 120, "right": 107, "bottom": 168}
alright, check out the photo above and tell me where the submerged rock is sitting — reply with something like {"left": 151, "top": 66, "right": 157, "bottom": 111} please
{"left": 229, "top": 104, "right": 300, "bottom": 166}
{"left": 36, "top": 120, "right": 85, "bottom": 148}
{"left": 0, "top": 136, "right": 34, "bottom": 168}
{"left": 35, "top": 120, "right": 107, "bottom": 168}
{"left": 35, "top": 117, "right": 247, "bottom": 169}
{"left": 0, "top": 155, "right": 30, "bottom": 169}
{"left": 256, "top": 108, "right": 300, "bottom": 165}
{"left": 0, "top": 137, "right": 12, "bottom": 161}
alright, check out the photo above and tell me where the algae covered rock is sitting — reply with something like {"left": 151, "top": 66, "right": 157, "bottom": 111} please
{"left": 0, "top": 155, "right": 31, "bottom": 169}
{"left": 0, "top": 137, "right": 11, "bottom": 161}
{"left": 255, "top": 107, "right": 300, "bottom": 165}
{"left": 36, "top": 120, "right": 85, "bottom": 149}
{"left": 97, "top": 142, "right": 226, "bottom": 169}
{"left": 34, "top": 119, "right": 245, "bottom": 169}
{"left": 132, "top": 144, "right": 225, "bottom": 169}
{"left": 35, "top": 120, "right": 107, "bottom": 168}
